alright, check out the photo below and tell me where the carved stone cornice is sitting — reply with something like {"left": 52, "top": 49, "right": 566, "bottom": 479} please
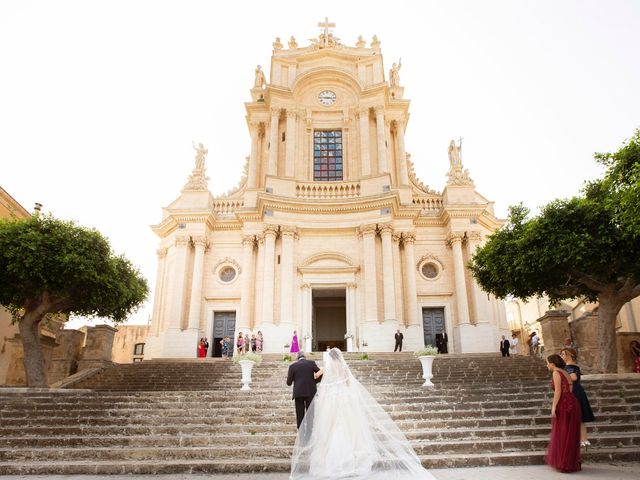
{"left": 378, "top": 223, "right": 394, "bottom": 236}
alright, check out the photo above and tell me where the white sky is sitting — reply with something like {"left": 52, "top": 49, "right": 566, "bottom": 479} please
{"left": 1, "top": 0, "right": 639, "bottom": 327}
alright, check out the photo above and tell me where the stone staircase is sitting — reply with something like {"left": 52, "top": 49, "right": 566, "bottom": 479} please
{"left": 0, "top": 353, "right": 639, "bottom": 474}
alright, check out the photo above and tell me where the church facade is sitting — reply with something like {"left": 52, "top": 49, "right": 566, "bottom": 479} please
{"left": 144, "top": 23, "right": 509, "bottom": 358}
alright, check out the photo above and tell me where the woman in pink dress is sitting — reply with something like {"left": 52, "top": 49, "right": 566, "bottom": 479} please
{"left": 290, "top": 330, "right": 300, "bottom": 353}
{"left": 545, "top": 353, "right": 581, "bottom": 473}
{"left": 236, "top": 333, "right": 245, "bottom": 355}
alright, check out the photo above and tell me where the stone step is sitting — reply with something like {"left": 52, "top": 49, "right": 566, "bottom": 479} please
{"left": 1, "top": 447, "right": 639, "bottom": 475}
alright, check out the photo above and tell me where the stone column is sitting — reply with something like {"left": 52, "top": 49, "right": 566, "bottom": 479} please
{"left": 402, "top": 232, "right": 419, "bottom": 326}
{"left": 261, "top": 225, "right": 278, "bottom": 325}
{"left": 301, "top": 283, "right": 312, "bottom": 351}
{"left": 449, "top": 232, "right": 471, "bottom": 326}
{"left": 358, "top": 108, "right": 371, "bottom": 176}
{"left": 379, "top": 224, "right": 397, "bottom": 321}
{"left": 239, "top": 235, "right": 256, "bottom": 331}
{"left": 169, "top": 235, "right": 190, "bottom": 329}
{"left": 279, "top": 226, "right": 297, "bottom": 324}
{"left": 374, "top": 106, "right": 387, "bottom": 173}
{"left": 346, "top": 282, "right": 357, "bottom": 351}
{"left": 467, "top": 231, "right": 486, "bottom": 324}
{"left": 151, "top": 247, "right": 167, "bottom": 336}
{"left": 395, "top": 120, "right": 409, "bottom": 185}
{"left": 284, "top": 110, "right": 296, "bottom": 177}
{"left": 267, "top": 108, "right": 280, "bottom": 176}
{"left": 187, "top": 236, "right": 208, "bottom": 331}
{"left": 359, "top": 224, "right": 378, "bottom": 323}
{"left": 248, "top": 122, "right": 262, "bottom": 188}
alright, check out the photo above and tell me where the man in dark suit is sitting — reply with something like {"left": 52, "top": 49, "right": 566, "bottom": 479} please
{"left": 286, "top": 351, "right": 320, "bottom": 429}
{"left": 394, "top": 329, "right": 404, "bottom": 352}
{"left": 500, "top": 335, "right": 511, "bottom": 357}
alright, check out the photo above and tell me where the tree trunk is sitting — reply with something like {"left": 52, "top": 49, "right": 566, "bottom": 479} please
{"left": 597, "top": 295, "right": 622, "bottom": 373}
{"left": 18, "top": 311, "right": 48, "bottom": 387}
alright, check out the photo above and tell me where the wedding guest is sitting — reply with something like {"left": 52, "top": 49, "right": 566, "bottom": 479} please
{"left": 510, "top": 333, "right": 519, "bottom": 355}
{"left": 630, "top": 340, "right": 640, "bottom": 373}
{"left": 203, "top": 337, "right": 209, "bottom": 357}
{"left": 250, "top": 334, "right": 257, "bottom": 352}
{"left": 545, "top": 354, "right": 581, "bottom": 473}
{"left": 290, "top": 330, "right": 300, "bottom": 354}
{"left": 256, "top": 331, "right": 263, "bottom": 352}
{"left": 394, "top": 329, "right": 403, "bottom": 352}
{"left": 499, "top": 335, "right": 510, "bottom": 357}
{"left": 561, "top": 347, "right": 595, "bottom": 447}
{"left": 220, "top": 336, "right": 231, "bottom": 358}
{"left": 237, "top": 332, "right": 245, "bottom": 355}
{"left": 244, "top": 333, "right": 250, "bottom": 353}
{"left": 197, "top": 338, "right": 206, "bottom": 358}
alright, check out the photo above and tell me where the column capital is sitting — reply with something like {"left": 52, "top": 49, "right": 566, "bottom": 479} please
{"left": 378, "top": 223, "right": 394, "bottom": 236}
{"left": 301, "top": 282, "right": 311, "bottom": 290}
{"left": 156, "top": 247, "right": 168, "bottom": 258}
{"left": 346, "top": 282, "right": 358, "bottom": 290}
{"left": 373, "top": 105, "right": 385, "bottom": 116}
{"left": 447, "top": 231, "right": 465, "bottom": 246}
{"left": 401, "top": 231, "right": 416, "bottom": 244}
{"left": 280, "top": 225, "right": 298, "bottom": 239}
{"left": 392, "top": 232, "right": 403, "bottom": 243}
{"left": 175, "top": 235, "right": 190, "bottom": 246}
{"left": 286, "top": 110, "right": 297, "bottom": 119}
{"left": 468, "top": 231, "right": 483, "bottom": 242}
{"left": 358, "top": 107, "right": 370, "bottom": 117}
{"left": 242, "top": 235, "right": 256, "bottom": 247}
{"left": 191, "top": 235, "right": 209, "bottom": 248}
{"left": 393, "top": 118, "right": 406, "bottom": 130}
{"left": 357, "top": 224, "right": 378, "bottom": 237}
{"left": 270, "top": 107, "right": 281, "bottom": 117}
{"left": 263, "top": 224, "right": 279, "bottom": 237}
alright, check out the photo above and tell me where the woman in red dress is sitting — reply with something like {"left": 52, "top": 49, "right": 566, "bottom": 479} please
{"left": 545, "top": 353, "right": 581, "bottom": 473}
{"left": 197, "top": 338, "right": 206, "bottom": 358}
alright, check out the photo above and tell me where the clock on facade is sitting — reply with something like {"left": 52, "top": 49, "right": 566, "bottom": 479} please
{"left": 318, "top": 90, "right": 336, "bottom": 106}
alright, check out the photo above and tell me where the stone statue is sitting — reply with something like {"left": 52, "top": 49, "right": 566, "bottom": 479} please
{"left": 389, "top": 59, "right": 402, "bottom": 87}
{"left": 356, "top": 35, "right": 365, "bottom": 48}
{"left": 288, "top": 36, "right": 298, "bottom": 49}
{"left": 273, "top": 37, "right": 283, "bottom": 50}
{"left": 254, "top": 65, "right": 266, "bottom": 89}
{"left": 448, "top": 139, "right": 462, "bottom": 167}
{"left": 371, "top": 35, "right": 380, "bottom": 49}
{"left": 193, "top": 142, "right": 208, "bottom": 171}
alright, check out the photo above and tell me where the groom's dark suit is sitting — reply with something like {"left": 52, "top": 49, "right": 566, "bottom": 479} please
{"left": 287, "top": 356, "right": 320, "bottom": 428}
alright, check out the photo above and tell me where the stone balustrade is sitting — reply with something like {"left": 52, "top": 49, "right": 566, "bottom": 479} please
{"left": 413, "top": 195, "right": 443, "bottom": 214}
{"left": 295, "top": 181, "right": 360, "bottom": 199}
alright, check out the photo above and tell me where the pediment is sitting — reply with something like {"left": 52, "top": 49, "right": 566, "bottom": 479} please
{"left": 299, "top": 252, "right": 359, "bottom": 275}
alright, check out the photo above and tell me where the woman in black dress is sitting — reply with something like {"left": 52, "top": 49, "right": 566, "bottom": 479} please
{"left": 561, "top": 348, "right": 595, "bottom": 447}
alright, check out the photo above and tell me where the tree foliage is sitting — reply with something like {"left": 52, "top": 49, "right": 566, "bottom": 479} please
{"left": 0, "top": 214, "right": 148, "bottom": 386}
{"left": 469, "top": 129, "right": 640, "bottom": 372}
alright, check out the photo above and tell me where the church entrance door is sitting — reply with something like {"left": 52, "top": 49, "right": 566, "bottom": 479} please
{"left": 312, "top": 288, "right": 346, "bottom": 351}
{"left": 422, "top": 307, "right": 448, "bottom": 353}
{"left": 212, "top": 311, "right": 236, "bottom": 357}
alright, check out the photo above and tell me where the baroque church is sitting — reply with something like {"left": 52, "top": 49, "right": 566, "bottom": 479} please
{"left": 144, "top": 21, "right": 509, "bottom": 359}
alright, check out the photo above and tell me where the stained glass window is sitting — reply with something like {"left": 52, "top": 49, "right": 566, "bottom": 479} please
{"left": 313, "top": 130, "right": 343, "bottom": 181}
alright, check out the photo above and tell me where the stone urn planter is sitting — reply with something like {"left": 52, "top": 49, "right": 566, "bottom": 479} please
{"left": 239, "top": 360, "right": 255, "bottom": 391}
{"left": 233, "top": 353, "right": 262, "bottom": 391}
{"left": 415, "top": 346, "right": 439, "bottom": 387}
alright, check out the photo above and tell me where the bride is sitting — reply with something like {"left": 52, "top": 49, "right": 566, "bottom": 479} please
{"left": 290, "top": 348, "right": 437, "bottom": 479}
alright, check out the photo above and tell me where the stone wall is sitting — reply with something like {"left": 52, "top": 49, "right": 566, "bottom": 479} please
{"left": 112, "top": 325, "right": 149, "bottom": 363}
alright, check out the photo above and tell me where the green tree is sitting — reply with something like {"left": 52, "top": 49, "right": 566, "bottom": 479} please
{"left": 470, "top": 130, "right": 640, "bottom": 373}
{"left": 0, "top": 214, "right": 148, "bottom": 387}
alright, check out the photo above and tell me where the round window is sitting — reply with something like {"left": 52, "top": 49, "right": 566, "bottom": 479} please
{"left": 421, "top": 262, "right": 439, "bottom": 279}
{"left": 219, "top": 266, "right": 237, "bottom": 283}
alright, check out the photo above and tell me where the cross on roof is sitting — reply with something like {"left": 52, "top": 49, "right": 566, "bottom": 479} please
{"left": 318, "top": 17, "right": 335, "bottom": 39}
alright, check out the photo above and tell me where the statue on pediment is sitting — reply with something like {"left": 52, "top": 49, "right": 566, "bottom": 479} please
{"left": 448, "top": 139, "right": 462, "bottom": 167}
{"left": 389, "top": 59, "right": 402, "bottom": 87}
{"left": 254, "top": 65, "right": 266, "bottom": 89}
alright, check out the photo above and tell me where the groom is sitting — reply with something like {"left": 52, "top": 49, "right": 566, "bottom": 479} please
{"left": 286, "top": 351, "right": 320, "bottom": 429}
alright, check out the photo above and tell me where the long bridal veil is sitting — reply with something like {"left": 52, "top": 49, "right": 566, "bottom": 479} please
{"left": 290, "top": 348, "right": 436, "bottom": 480}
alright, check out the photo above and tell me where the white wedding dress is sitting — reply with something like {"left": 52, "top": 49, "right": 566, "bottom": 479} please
{"left": 290, "top": 348, "right": 437, "bottom": 479}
